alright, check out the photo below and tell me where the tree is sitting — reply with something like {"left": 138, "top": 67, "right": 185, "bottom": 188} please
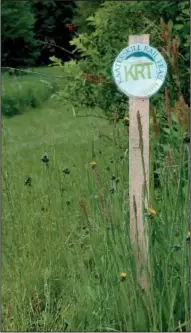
{"left": 2, "top": 0, "right": 40, "bottom": 66}
{"left": 32, "top": 0, "right": 76, "bottom": 64}
{"left": 73, "top": 0, "right": 103, "bottom": 34}
{"left": 2, "top": 0, "right": 77, "bottom": 66}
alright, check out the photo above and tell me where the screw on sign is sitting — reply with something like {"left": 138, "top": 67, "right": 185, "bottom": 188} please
{"left": 112, "top": 35, "right": 167, "bottom": 292}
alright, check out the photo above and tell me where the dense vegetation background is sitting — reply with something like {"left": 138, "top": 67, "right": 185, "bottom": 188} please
{"left": 2, "top": 0, "right": 190, "bottom": 113}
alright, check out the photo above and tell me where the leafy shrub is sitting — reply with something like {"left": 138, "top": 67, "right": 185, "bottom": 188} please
{"left": 54, "top": 1, "right": 189, "bottom": 119}
{"left": 51, "top": 2, "right": 150, "bottom": 118}
{"left": 49, "top": 57, "right": 127, "bottom": 120}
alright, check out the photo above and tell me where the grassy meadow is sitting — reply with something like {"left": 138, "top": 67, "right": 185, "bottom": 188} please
{"left": 2, "top": 67, "right": 65, "bottom": 117}
{"left": 2, "top": 69, "right": 190, "bottom": 332}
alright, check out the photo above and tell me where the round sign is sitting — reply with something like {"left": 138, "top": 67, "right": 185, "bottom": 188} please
{"left": 112, "top": 44, "right": 167, "bottom": 98}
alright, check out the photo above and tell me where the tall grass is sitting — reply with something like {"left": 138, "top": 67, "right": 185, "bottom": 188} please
{"left": 2, "top": 92, "right": 189, "bottom": 332}
{"left": 2, "top": 67, "right": 64, "bottom": 117}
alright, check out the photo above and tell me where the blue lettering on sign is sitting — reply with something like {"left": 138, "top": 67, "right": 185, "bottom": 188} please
{"left": 114, "top": 64, "right": 122, "bottom": 84}
{"left": 143, "top": 45, "right": 158, "bottom": 60}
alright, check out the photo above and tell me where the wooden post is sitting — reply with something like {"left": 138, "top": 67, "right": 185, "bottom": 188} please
{"left": 129, "top": 34, "right": 150, "bottom": 291}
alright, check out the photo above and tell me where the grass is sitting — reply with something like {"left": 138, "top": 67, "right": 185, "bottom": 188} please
{"left": 2, "top": 88, "right": 190, "bottom": 331}
{"left": 2, "top": 67, "right": 65, "bottom": 117}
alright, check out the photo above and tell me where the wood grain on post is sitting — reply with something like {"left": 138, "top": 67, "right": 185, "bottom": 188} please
{"left": 129, "top": 34, "right": 150, "bottom": 291}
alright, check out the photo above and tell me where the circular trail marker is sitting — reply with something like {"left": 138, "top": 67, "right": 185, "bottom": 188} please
{"left": 112, "top": 43, "right": 167, "bottom": 98}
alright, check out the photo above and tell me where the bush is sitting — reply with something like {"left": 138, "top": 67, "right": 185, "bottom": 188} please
{"left": 53, "top": 1, "right": 189, "bottom": 119}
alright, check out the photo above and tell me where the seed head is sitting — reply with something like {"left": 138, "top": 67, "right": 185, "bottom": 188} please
{"left": 148, "top": 208, "right": 157, "bottom": 216}
{"left": 123, "top": 116, "right": 130, "bottom": 126}
{"left": 89, "top": 161, "right": 97, "bottom": 169}
{"left": 63, "top": 168, "right": 70, "bottom": 175}
{"left": 120, "top": 272, "right": 127, "bottom": 281}
{"left": 186, "top": 231, "right": 190, "bottom": 243}
{"left": 41, "top": 153, "right": 49, "bottom": 165}
{"left": 25, "top": 176, "right": 32, "bottom": 187}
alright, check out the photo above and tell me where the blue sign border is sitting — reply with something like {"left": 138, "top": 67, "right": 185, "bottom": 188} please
{"left": 112, "top": 44, "right": 167, "bottom": 98}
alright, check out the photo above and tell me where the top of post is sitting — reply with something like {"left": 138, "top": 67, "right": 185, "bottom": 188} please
{"left": 129, "top": 34, "right": 149, "bottom": 45}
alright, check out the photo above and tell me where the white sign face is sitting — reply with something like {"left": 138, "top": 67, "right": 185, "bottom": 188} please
{"left": 112, "top": 44, "right": 167, "bottom": 98}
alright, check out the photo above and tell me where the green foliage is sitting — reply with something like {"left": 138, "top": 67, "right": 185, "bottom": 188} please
{"left": 56, "top": 0, "right": 190, "bottom": 118}
{"left": 50, "top": 58, "right": 127, "bottom": 119}
{"left": 138, "top": 0, "right": 190, "bottom": 60}
{"left": 73, "top": 0, "right": 103, "bottom": 34}
{"left": 137, "top": 0, "right": 190, "bottom": 103}
{"left": 32, "top": 0, "right": 76, "bottom": 63}
{"left": 2, "top": 0, "right": 40, "bottom": 66}
{"left": 2, "top": 0, "right": 76, "bottom": 66}
{"left": 2, "top": 0, "right": 35, "bottom": 42}
{"left": 173, "top": 1, "right": 190, "bottom": 102}
{"left": 59, "top": 2, "right": 151, "bottom": 117}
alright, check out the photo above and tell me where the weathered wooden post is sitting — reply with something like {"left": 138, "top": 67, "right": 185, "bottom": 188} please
{"left": 112, "top": 35, "right": 167, "bottom": 291}
{"left": 128, "top": 35, "right": 150, "bottom": 291}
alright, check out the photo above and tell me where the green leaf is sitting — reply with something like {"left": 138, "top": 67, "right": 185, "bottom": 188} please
{"left": 167, "top": 20, "right": 173, "bottom": 34}
{"left": 162, "top": 144, "right": 171, "bottom": 152}
{"left": 163, "top": 128, "right": 170, "bottom": 134}
{"left": 182, "top": 9, "right": 189, "bottom": 16}
{"left": 174, "top": 24, "right": 183, "bottom": 31}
